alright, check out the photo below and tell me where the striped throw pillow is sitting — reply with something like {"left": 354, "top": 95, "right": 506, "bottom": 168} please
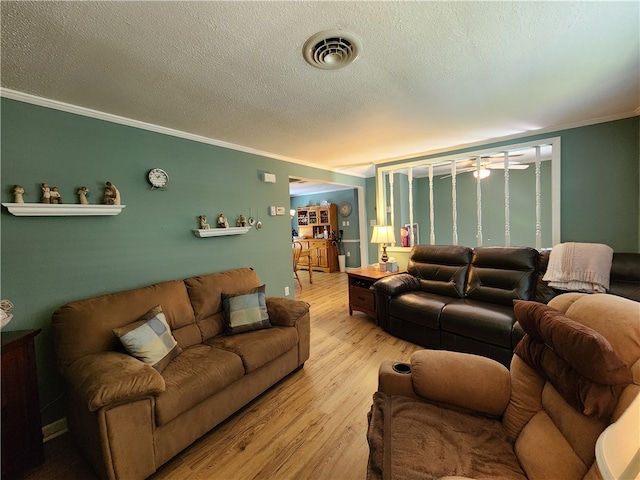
{"left": 223, "top": 285, "right": 271, "bottom": 335}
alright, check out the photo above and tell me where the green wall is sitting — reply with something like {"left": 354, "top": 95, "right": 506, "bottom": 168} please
{"left": 0, "top": 97, "right": 365, "bottom": 425}
{"left": 376, "top": 116, "right": 640, "bottom": 253}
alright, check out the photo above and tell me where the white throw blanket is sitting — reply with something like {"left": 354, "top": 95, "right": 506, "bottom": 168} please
{"left": 542, "top": 242, "right": 614, "bottom": 293}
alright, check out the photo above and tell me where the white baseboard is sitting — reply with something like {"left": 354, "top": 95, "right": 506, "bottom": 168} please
{"left": 42, "top": 417, "right": 68, "bottom": 442}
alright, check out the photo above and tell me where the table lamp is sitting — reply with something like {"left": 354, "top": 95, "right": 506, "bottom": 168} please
{"left": 595, "top": 392, "right": 640, "bottom": 480}
{"left": 371, "top": 225, "right": 396, "bottom": 263}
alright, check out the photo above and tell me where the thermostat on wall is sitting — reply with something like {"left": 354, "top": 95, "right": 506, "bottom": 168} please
{"left": 262, "top": 173, "right": 276, "bottom": 183}
{"left": 276, "top": 206, "right": 286, "bottom": 215}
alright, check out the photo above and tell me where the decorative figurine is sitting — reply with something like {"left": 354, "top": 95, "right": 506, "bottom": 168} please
{"left": 41, "top": 183, "right": 51, "bottom": 203}
{"left": 236, "top": 214, "right": 246, "bottom": 227}
{"left": 13, "top": 185, "right": 25, "bottom": 203}
{"left": 217, "top": 214, "right": 229, "bottom": 228}
{"left": 50, "top": 186, "right": 62, "bottom": 204}
{"left": 105, "top": 182, "right": 121, "bottom": 205}
{"left": 0, "top": 299, "right": 13, "bottom": 330}
{"left": 77, "top": 186, "right": 89, "bottom": 205}
{"left": 198, "top": 215, "right": 210, "bottom": 229}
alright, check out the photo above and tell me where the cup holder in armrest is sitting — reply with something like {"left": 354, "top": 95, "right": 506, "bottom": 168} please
{"left": 392, "top": 363, "right": 411, "bottom": 374}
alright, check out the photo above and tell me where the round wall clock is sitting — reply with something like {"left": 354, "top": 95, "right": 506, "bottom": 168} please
{"left": 339, "top": 202, "right": 352, "bottom": 217}
{"left": 148, "top": 168, "right": 169, "bottom": 189}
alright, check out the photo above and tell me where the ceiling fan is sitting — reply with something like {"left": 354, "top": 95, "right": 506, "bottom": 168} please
{"left": 439, "top": 154, "right": 528, "bottom": 179}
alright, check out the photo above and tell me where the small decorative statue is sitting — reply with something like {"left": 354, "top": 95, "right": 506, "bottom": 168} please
{"left": 105, "top": 181, "right": 121, "bottom": 205}
{"left": 41, "top": 183, "right": 51, "bottom": 204}
{"left": 0, "top": 299, "right": 13, "bottom": 329}
{"left": 50, "top": 186, "right": 62, "bottom": 204}
{"left": 103, "top": 184, "right": 115, "bottom": 204}
{"left": 77, "top": 186, "right": 89, "bottom": 205}
{"left": 236, "top": 214, "right": 246, "bottom": 227}
{"left": 217, "top": 214, "right": 229, "bottom": 228}
{"left": 13, "top": 185, "right": 25, "bottom": 203}
{"left": 198, "top": 215, "right": 210, "bottom": 229}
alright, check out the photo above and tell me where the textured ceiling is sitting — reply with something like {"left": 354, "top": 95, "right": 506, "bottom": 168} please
{"left": 2, "top": 1, "right": 639, "bottom": 180}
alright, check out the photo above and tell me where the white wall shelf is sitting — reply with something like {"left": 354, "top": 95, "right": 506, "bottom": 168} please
{"left": 2, "top": 203, "right": 126, "bottom": 216}
{"left": 192, "top": 227, "right": 251, "bottom": 237}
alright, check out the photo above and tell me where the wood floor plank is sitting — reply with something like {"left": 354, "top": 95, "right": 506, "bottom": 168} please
{"left": 25, "top": 271, "right": 422, "bottom": 480}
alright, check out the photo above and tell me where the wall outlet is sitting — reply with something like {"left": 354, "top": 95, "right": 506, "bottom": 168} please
{"left": 284, "top": 286, "right": 289, "bottom": 296}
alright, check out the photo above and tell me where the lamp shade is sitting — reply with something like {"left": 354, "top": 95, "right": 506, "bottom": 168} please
{"left": 595, "top": 393, "right": 640, "bottom": 480}
{"left": 371, "top": 225, "right": 396, "bottom": 245}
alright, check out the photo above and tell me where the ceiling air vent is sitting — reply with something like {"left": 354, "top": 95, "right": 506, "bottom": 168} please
{"left": 303, "top": 29, "right": 362, "bottom": 70}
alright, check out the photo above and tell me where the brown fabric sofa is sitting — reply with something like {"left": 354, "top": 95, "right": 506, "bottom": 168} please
{"left": 52, "top": 267, "right": 310, "bottom": 480}
{"left": 367, "top": 292, "right": 640, "bottom": 479}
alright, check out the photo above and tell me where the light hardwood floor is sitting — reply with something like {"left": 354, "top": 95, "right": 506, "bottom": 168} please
{"left": 25, "top": 271, "right": 421, "bottom": 480}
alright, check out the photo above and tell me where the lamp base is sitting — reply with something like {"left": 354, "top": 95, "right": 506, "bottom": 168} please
{"left": 381, "top": 245, "right": 389, "bottom": 263}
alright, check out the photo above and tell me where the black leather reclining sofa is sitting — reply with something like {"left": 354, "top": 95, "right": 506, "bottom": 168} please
{"left": 373, "top": 245, "right": 640, "bottom": 367}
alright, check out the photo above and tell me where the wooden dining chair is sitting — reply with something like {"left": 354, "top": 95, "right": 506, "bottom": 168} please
{"left": 292, "top": 241, "right": 303, "bottom": 288}
{"left": 293, "top": 241, "right": 312, "bottom": 287}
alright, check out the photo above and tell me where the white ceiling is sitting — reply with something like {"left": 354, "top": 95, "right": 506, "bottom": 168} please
{"left": 2, "top": 1, "right": 638, "bottom": 183}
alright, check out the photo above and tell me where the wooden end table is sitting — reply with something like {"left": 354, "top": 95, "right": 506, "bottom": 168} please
{"left": 2, "top": 329, "right": 44, "bottom": 480}
{"left": 347, "top": 267, "right": 403, "bottom": 324}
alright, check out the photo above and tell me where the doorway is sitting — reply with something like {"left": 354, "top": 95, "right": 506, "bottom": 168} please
{"left": 289, "top": 177, "right": 367, "bottom": 270}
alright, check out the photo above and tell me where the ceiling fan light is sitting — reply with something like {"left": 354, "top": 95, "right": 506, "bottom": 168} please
{"left": 473, "top": 167, "right": 491, "bottom": 179}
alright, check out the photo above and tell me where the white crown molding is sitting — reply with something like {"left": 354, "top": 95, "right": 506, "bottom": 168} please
{"left": 369, "top": 110, "right": 639, "bottom": 168}
{"left": 1, "top": 88, "right": 635, "bottom": 179}
{"left": 0, "top": 88, "right": 351, "bottom": 175}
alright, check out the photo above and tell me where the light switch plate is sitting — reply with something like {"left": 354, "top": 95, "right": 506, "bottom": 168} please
{"left": 269, "top": 206, "right": 276, "bottom": 216}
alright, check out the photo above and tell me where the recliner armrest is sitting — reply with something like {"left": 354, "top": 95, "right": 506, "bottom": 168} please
{"left": 372, "top": 273, "right": 421, "bottom": 297}
{"left": 66, "top": 351, "right": 165, "bottom": 412}
{"left": 411, "top": 350, "right": 511, "bottom": 416}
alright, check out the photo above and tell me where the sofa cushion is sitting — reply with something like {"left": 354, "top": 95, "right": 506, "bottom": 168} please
{"left": 466, "top": 246, "right": 538, "bottom": 306}
{"left": 223, "top": 285, "right": 271, "bottom": 335}
{"left": 513, "top": 300, "right": 632, "bottom": 385}
{"left": 367, "top": 392, "right": 526, "bottom": 480}
{"left": 53, "top": 279, "right": 196, "bottom": 372}
{"left": 609, "top": 252, "right": 640, "bottom": 301}
{"left": 113, "top": 306, "right": 181, "bottom": 372}
{"left": 407, "top": 245, "right": 472, "bottom": 298}
{"left": 206, "top": 326, "right": 298, "bottom": 373}
{"left": 515, "top": 336, "right": 626, "bottom": 418}
{"left": 440, "top": 299, "right": 516, "bottom": 348}
{"left": 389, "top": 292, "right": 454, "bottom": 329}
{"left": 184, "top": 268, "right": 263, "bottom": 340}
{"left": 513, "top": 300, "right": 632, "bottom": 418}
{"left": 185, "top": 268, "right": 262, "bottom": 320}
{"left": 155, "top": 344, "right": 245, "bottom": 426}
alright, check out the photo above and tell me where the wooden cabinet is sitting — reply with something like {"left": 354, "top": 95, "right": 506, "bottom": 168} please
{"left": 2, "top": 329, "right": 44, "bottom": 480}
{"left": 296, "top": 204, "right": 339, "bottom": 272}
{"left": 297, "top": 239, "right": 339, "bottom": 273}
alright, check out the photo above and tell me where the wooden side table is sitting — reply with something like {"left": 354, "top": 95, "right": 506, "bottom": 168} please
{"left": 2, "top": 329, "right": 44, "bottom": 480}
{"left": 347, "top": 267, "right": 403, "bottom": 324}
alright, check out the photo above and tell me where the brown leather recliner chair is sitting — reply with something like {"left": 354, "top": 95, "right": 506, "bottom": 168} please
{"left": 367, "top": 292, "right": 640, "bottom": 479}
